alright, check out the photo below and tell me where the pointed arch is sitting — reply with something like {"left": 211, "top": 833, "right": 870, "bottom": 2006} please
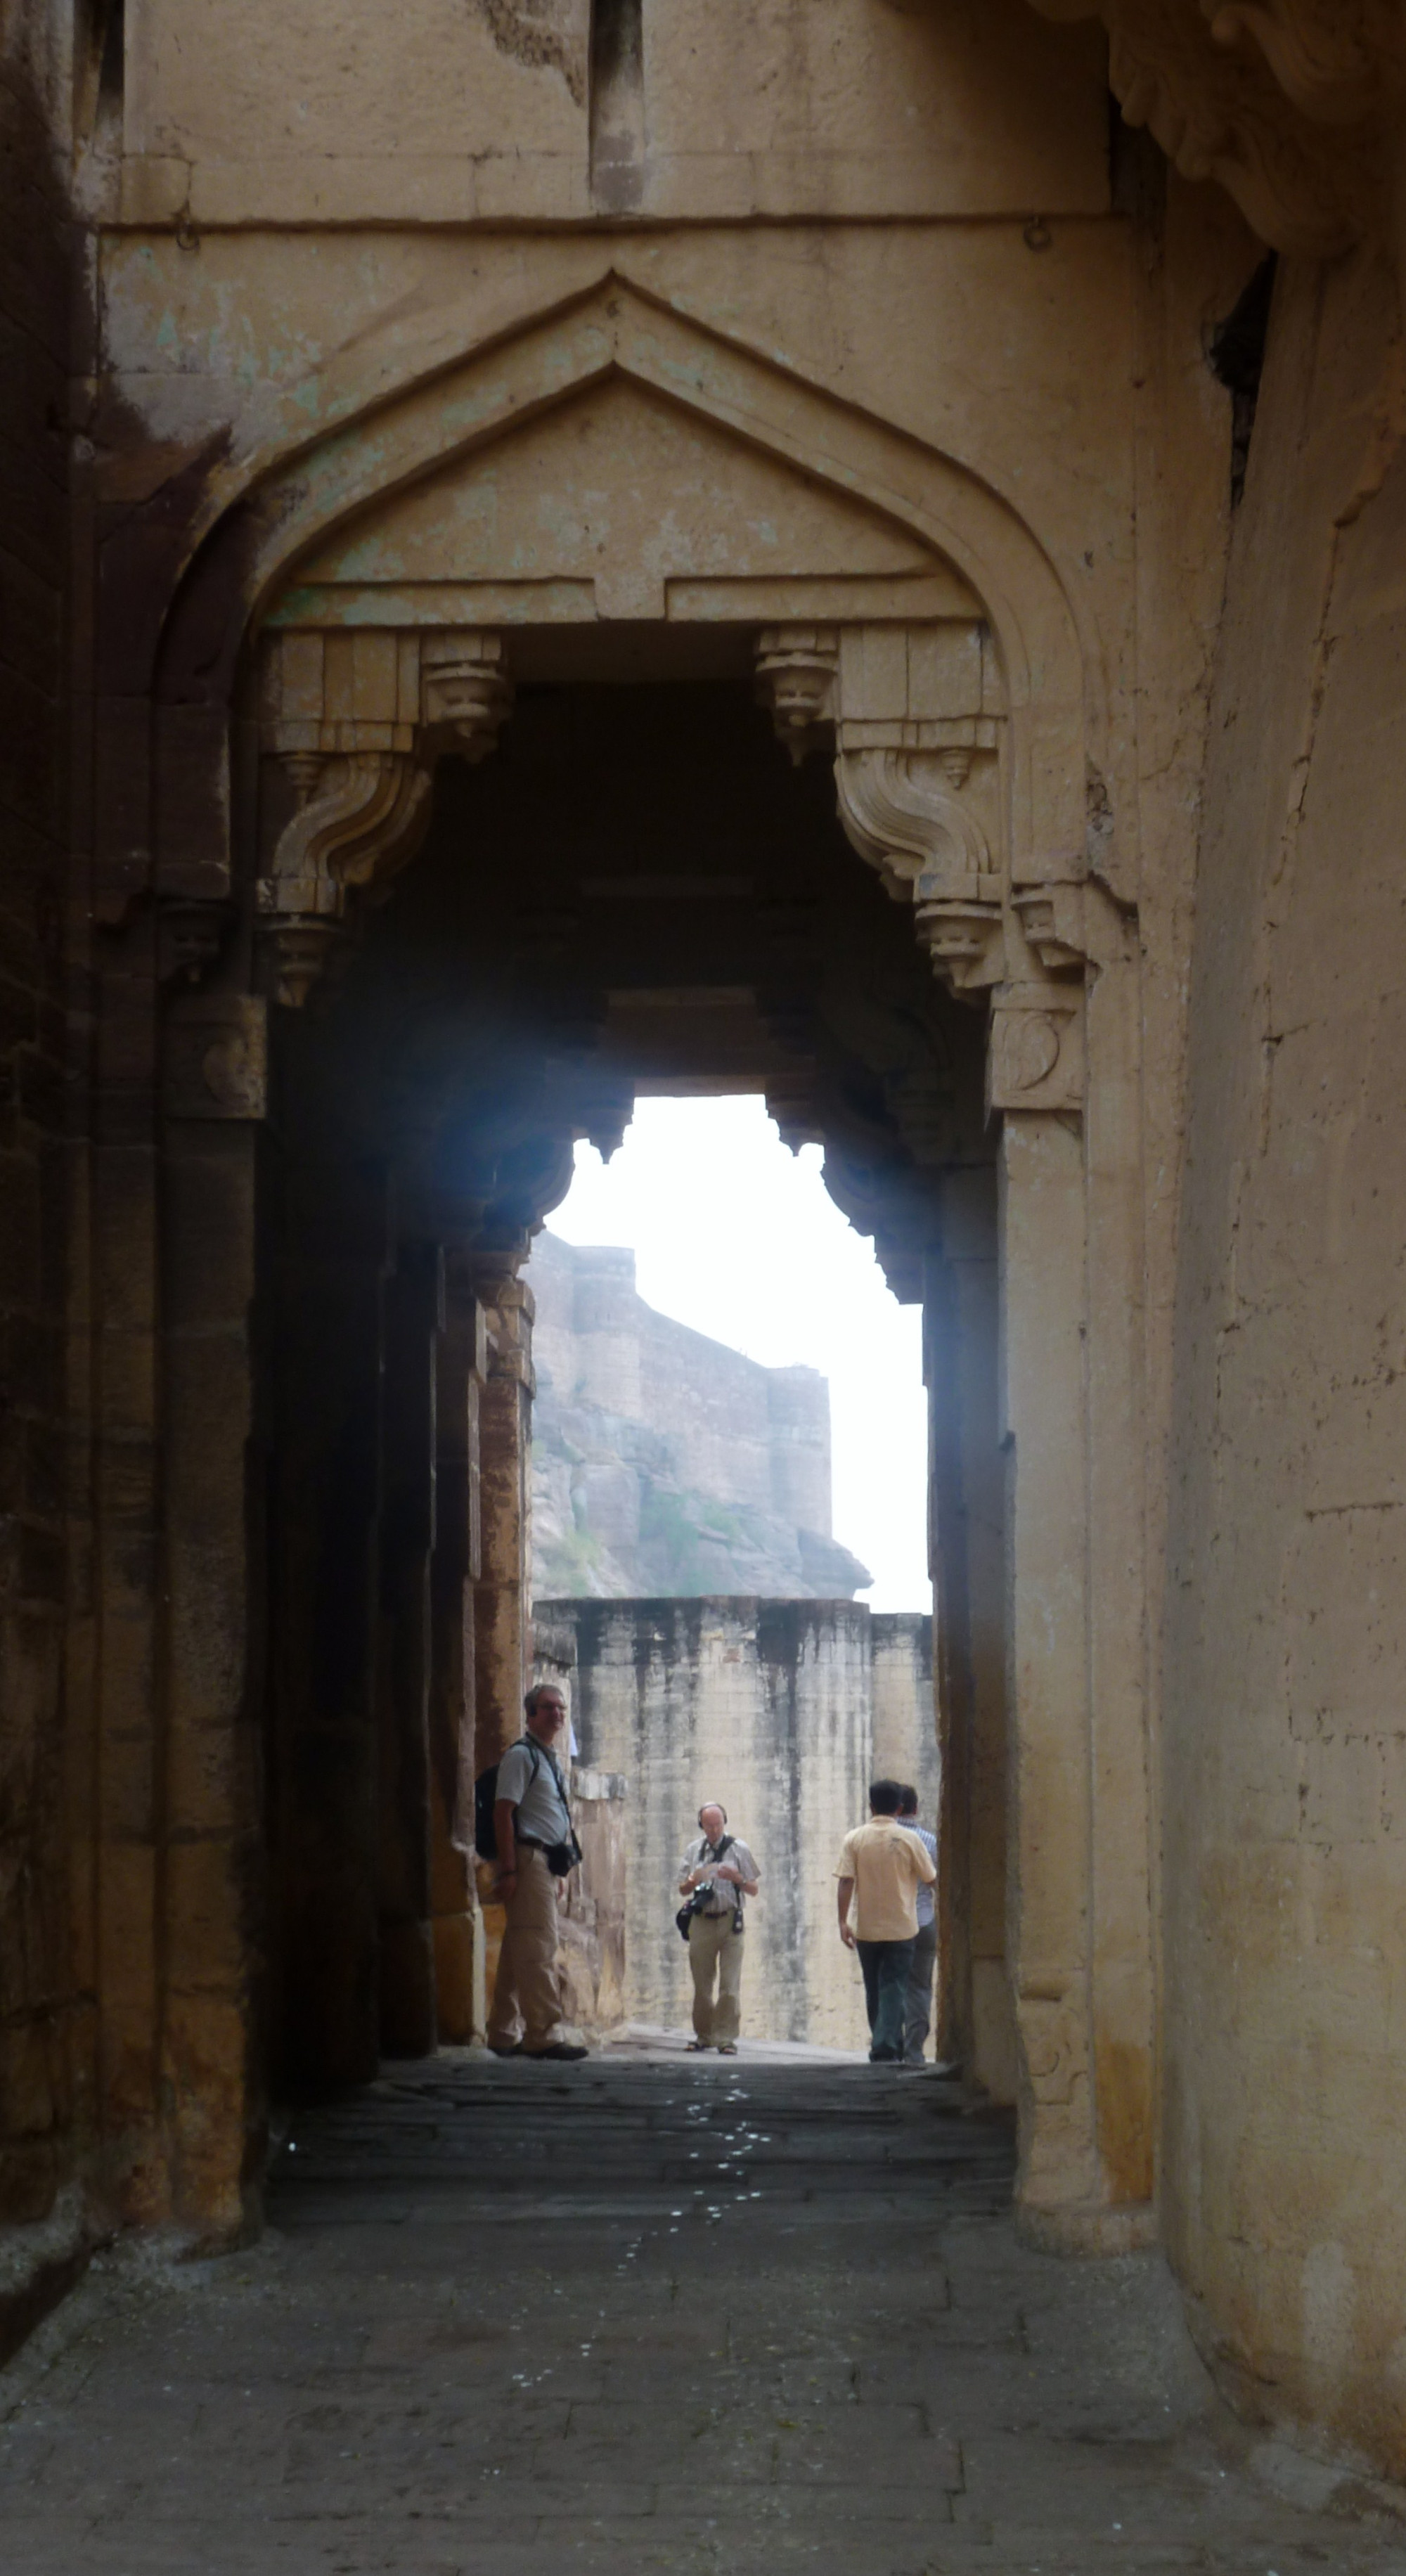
{"left": 155, "top": 272, "right": 1095, "bottom": 887}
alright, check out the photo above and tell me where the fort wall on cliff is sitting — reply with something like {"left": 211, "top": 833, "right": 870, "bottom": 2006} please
{"left": 527, "top": 1229, "right": 872, "bottom": 1599}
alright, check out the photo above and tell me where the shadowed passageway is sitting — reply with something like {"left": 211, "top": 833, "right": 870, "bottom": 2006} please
{"left": 2, "top": 2053, "right": 1402, "bottom": 2575}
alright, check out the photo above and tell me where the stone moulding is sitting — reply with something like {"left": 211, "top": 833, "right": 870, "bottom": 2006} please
{"left": 135, "top": 274, "right": 1156, "bottom": 2243}
{"left": 257, "top": 627, "right": 512, "bottom": 1005}
{"left": 755, "top": 620, "right": 1090, "bottom": 1110}
{"left": 834, "top": 744, "right": 1006, "bottom": 1000}
{"left": 1022, "top": 0, "right": 1398, "bottom": 256}
{"left": 223, "top": 281, "right": 1098, "bottom": 1064}
{"left": 177, "top": 275, "right": 1089, "bottom": 871}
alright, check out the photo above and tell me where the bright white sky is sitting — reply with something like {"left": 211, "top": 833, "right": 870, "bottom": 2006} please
{"left": 541, "top": 1095, "right": 931, "bottom": 1613}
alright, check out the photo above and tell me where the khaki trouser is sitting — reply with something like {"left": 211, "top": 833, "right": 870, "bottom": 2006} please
{"left": 688, "top": 1910, "right": 744, "bottom": 2044}
{"left": 488, "top": 1846, "right": 567, "bottom": 2052}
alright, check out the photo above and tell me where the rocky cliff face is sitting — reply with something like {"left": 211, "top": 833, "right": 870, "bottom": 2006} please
{"left": 527, "top": 1230, "right": 871, "bottom": 1599}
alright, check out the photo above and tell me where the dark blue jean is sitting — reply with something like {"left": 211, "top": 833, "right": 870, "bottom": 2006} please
{"left": 856, "top": 1936, "right": 916, "bottom": 2060}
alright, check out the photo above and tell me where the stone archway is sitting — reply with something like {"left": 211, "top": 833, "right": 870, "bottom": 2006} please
{"left": 144, "top": 277, "right": 1152, "bottom": 2253}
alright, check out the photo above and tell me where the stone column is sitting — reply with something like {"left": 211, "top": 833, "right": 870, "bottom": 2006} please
{"left": 157, "top": 993, "right": 269, "bottom": 2234}
{"left": 428, "top": 1256, "right": 486, "bottom": 2044}
{"left": 270, "top": 1157, "right": 391, "bottom": 2091}
{"left": 759, "top": 616, "right": 1155, "bottom": 2239}
{"left": 473, "top": 1273, "right": 534, "bottom": 1770}
{"left": 999, "top": 1112, "right": 1102, "bottom": 2229}
{"left": 1083, "top": 929, "right": 1155, "bottom": 2217}
{"left": 91, "top": 923, "right": 166, "bottom": 2222}
{"left": 926, "top": 1166, "right": 1012, "bottom": 2098}
{"left": 375, "top": 1242, "right": 442, "bottom": 2059}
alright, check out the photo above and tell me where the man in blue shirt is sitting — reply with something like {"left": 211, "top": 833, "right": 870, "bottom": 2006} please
{"left": 896, "top": 1784, "right": 939, "bottom": 2068}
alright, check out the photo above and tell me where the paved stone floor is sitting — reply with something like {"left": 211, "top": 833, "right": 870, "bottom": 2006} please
{"left": 2, "top": 2044, "right": 1405, "bottom": 2574}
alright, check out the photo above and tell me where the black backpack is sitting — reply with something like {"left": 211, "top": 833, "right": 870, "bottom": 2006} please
{"left": 473, "top": 1738, "right": 542, "bottom": 1862}
{"left": 474, "top": 1739, "right": 582, "bottom": 1877}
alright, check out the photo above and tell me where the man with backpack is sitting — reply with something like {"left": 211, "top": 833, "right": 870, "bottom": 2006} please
{"left": 676, "top": 1801, "right": 760, "bottom": 2054}
{"left": 485, "top": 1683, "right": 588, "bottom": 2061}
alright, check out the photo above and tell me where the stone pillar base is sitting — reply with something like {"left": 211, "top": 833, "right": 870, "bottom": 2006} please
{"left": 1017, "top": 2199, "right": 1159, "bottom": 2258}
{"left": 432, "top": 1907, "right": 484, "bottom": 2044}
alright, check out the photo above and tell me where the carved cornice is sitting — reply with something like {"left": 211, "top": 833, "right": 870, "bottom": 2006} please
{"left": 1026, "top": 0, "right": 1398, "bottom": 255}
{"left": 257, "top": 627, "right": 512, "bottom": 1005}
{"left": 754, "top": 622, "right": 1097, "bottom": 1108}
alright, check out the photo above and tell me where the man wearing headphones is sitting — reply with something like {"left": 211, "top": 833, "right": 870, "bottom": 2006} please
{"left": 676, "top": 1801, "right": 760, "bottom": 2054}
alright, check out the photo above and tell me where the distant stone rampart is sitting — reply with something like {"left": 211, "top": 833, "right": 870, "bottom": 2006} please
{"left": 527, "top": 1231, "right": 871, "bottom": 1599}
{"left": 537, "top": 1598, "right": 936, "bottom": 2051}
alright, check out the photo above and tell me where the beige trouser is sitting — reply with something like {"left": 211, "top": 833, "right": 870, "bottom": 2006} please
{"left": 488, "top": 1846, "right": 567, "bottom": 2052}
{"left": 688, "top": 1910, "right": 744, "bottom": 2044}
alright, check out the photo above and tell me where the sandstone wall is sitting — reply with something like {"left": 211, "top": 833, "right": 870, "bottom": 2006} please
{"left": 0, "top": 0, "right": 1301, "bottom": 2412}
{"left": 0, "top": 0, "right": 76, "bottom": 2231}
{"left": 1163, "top": 247, "right": 1406, "bottom": 2475}
{"left": 557, "top": 1770, "right": 628, "bottom": 2042}
{"left": 547, "top": 1598, "right": 935, "bottom": 2052}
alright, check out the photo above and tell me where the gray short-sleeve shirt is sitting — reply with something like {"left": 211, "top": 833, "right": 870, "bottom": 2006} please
{"left": 497, "top": 1737, "right": 573, "bottom": 1846}
{"left": 677, "top": 1834, "right": 760, "bottom": 1917}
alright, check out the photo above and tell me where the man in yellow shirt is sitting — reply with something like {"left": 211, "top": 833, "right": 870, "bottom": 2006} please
{"left": 836, "top": 1779, "right": 938, "bottom": 2063}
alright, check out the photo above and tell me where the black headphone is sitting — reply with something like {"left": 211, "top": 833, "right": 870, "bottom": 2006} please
{"left": 697, "top": 1801, "right": 728, "bottom": 1828}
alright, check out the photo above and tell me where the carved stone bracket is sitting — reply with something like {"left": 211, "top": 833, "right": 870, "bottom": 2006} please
{"left": 257, "top": 754, "right": 432, "bottom": 1007}
{"left": 755, "top": 621, "right": 1100, "bottom": 1102}
{"left": 420, "top": 631, "right": 513, "bottom": 759}
{"left": 257, "top": 627, "right": 512, "bottom": 1005}
{"left": 1024, "top": 0, "right": 1395, "bottom": 255}
{"left": 835, "top": 746, "right": 1007, "bottom": 998}
{"left": 754, "top": 626, "right": 839, "bottom": 764}
{"left": 1013, "top": 878, "right": 1134, "bottom": 977}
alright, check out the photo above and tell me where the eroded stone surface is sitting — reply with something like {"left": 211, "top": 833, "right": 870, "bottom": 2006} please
{"left": 2, "top": 2052, "right": 1401, "bottom": 2576}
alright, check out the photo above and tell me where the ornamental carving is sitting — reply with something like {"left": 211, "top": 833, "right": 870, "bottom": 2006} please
{"left": 1208, "top": 1, "right": 1405, "bottom": 122}
{"left": 420, "top": 631, "right": 514, "bottom": 758}
{"left": 1024, "top": 0, "right": 1395, "bottom": 255}
{"left": 754, "top": 621, "right": 1098, "bottom": 1105}
{"left": 257, "top": 754, "right": 434, "bottom": 1007}
{"left": 257, "top": 627, "right": 512, "bottom": 1005}
{"left": 1013, "top": 880, "right": 1133, "bottom": 977}
{"left": 754, "top": 626, "right": 839, "bottom": 764}
{"left": 988, "top": 986, "right": 1085, "bottom": 1116}
{"left": 836, "top": 747, "right": 1006, "bottom": 998}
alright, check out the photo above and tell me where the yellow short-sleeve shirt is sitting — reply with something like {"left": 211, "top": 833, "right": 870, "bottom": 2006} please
{"left": 836, "top": 1817, "right": 936, "bottom": 1942}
